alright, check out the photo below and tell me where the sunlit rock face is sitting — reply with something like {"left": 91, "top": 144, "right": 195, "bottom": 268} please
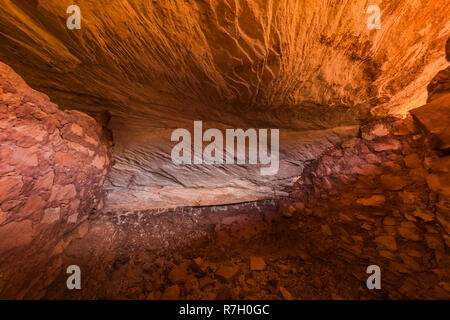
{"left": 0, "top": 0, "right": 448, "bottom": 209}
{"left": 0, "top": 62, "right": 112, "bottom": 255}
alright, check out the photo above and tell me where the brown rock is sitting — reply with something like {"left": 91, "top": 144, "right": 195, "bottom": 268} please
{"left": 54, "top": 152, "right": 79, "bottom": 167}
{"left": 320, "top": 224, "right": 333, "bottom": 236}
{"left": 0, "top": 220, "right": 33, "bottom": 253}
{"left": 374, "top": 235, "right": 397, "bottom": 251}
{"left": 250, "top": 256, "right": 266, "bottom": 271}
{"left": 425, "top": 173, "right": 450, "bottom": 197}
{"left": 397, "top": 222, "right": 420, "bottom": 241}
{"left": 383, "top": 217, "right": 396, "bottom": 225}
{"left": 198, "top": 276, "right": 215, "bottom": 289}
{"left": 161, "top": 285, "right": 180, "bottom": 300}
{"left": 372, "top": 139, "right": 401, "bottom": 152}
{"left": 356, "top": 195, "right": 386, "bottom": 206}
{"left": 215, "top": 265, "right": 240, "bottom": 282}
{"left": 279, "top": 286, "right": 294, "bottom": 300}
{"left": 192, "top": 257, "right": 207, "bottom": 273}
{"left": 41, "top": 207, "right": 61, "bottom": 224}
{"left": 411, "top": 209, "right": 434, "bottom": 222}
{"left": 0, "top": 176, "right": 23, "bottom": 203}
{"left": 20, "top": 194, "right": 45, "bottom": 218}
{"left": 168, "top": 261, "right": 190, "bottom": 284}
{"left": 362, "top": 123, "right": 390, "bottom": 140}
{"left": 404, "top": 153, "right": 422, "bottom": 169}
{"left": 49, "top": 184, "right": 77, "bottom": 202}
{"left": 35, "top": 171, "right": 54, "bottom": 191}
{"left": 380, "top": 174, "right": 409, "bottom": 190}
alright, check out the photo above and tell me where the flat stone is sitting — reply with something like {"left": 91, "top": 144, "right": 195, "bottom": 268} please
{"left": 410, "top": 95, "right": 450, "bottom": 151}
{"left": 362, "top": 123, "right": 390, "bottom": 140}
{"left": 168, "top": 261, "right": 190, "bottom": 284}
{"left": 380, "top": 174, "right": 409, "bottom": 190}
{"left": 41, "top": 207, "right": 61, "bottom": 224}
{"left": 425, "top": 173, "right": 450, "bottom": 197}
{"left": 0, "top": 220, "right": 33, "bottom": 253}
{"left": 356, "top": 195, "right": 386, "bottom": 206}
{"left": 19, "top": 194, "right": 45, "bottom": 218}
{"left": 279, "top": 286, "right": 294, "bottom": 300}
{"left": 383, "top": 217, "right": 396, "bottom": 225}
{"left": 411, "top": 209, "right": 434, "bottom": 222}
{"left": 192, "top": 257, "right": 207, "bottom": 273}
{"left": 372, "top": 139, "right": 401, "bottom": 152}
{"left": 0, "top": 176, "right": 23, "bottom": 203}
{"left": 215, "top": 265, "right": 240, "bottom": 282}
{"left": 250, "top": 256, "right": 266, "bottom": 271}
{"left": 49, "top": 184, "right": 77, "bottom": 202}
{"left": 77, "top": 221, "right": 89, "bottom": 238}
{"left": 404, "top": 153, "right": 422, "bottom": 169}
{"left": 320, "top": 224, "right": 333, "bottom": 236}
{"left": 161, "top": 284, "right": 180, "bottom": 300}
{"left": 374, "top": 235, "right": 397, "bottom": 251}
{"left": 397, "top": 222, "right": 420, "bottom": 241}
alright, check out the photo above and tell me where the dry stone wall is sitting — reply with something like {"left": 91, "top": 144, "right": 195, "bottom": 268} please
{"left": 283, "top": 71, "right": 449, "bottom": 298}
{"left": 0, "top": 62, "right": 112, "bottom": 257}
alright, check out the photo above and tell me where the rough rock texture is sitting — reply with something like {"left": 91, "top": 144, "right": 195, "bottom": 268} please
{"left": 11, "top": 113, "right": 447, "bottom": 299}
{"left": 0, "top": 0, "right": 449, "bottom": 208}
{"left": 0, "top": 1, "right": 448, "bottom": 300}
{"left": 0, "top": 61, "right": 112, "bottom": 294}
{"left": 283, "top": 116, "right": 449, "bottom": 298}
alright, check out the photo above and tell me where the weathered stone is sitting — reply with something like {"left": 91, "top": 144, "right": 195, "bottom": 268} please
{"left": 356, "top": 195, "right": 386, "bottom": 206}
{"left": 20, "top": 194, "right": 45, "bottom": 218}
{"left": 404, "top": 153, "right": 422, "bottom": 169}
{"left": 250, "top": 256, "right": 266, "bottom": 271}
{"left": 410, "top": 95, "right": 450, "bottom": 151}
{"left": 41, "top": 207, "right": 61, "bottom": 224}
{"left": 0, "top": 220, "right": 33, "bottom": 253}
{"left": 362, "top": 123, "right": 390, "bottom": 140}
{"left": 411, "top": 209, "right": 434, "bottom": 222}
{"left": 320, "top": 224, "right": 333, "bottom": 236}
{"left": 383, "top": 217, "right": 396, "bottom": 226}
{"left": 279, "top": 286, "right": 294, "bottom": 300}
{"left": 35, "top": 171, "right": 54, "bottom": 191}
{"left": 425, "top": 173, "right": 450, "bottom": 196}
{"left": 374, "top": 235, "right": 397, "bottom": 251}
{"left": 0, "top": 176, "right": 23, "bottom": 203}
{"left": 168, "top": 262, "right": 190, "bottom": 284}
{"left": 372, "top": 139, "right": 401, "bottom": 152}
{"left": 49, "top": 184, "right": 77, "bottom": 202}
{"left": 215, "top": 265, "right": 240, "bottom": 282}
{"left": 380, "top": 174, "right": 409, "bottom": 190}
{"left": 161, "top": 285, "right": 180, "bottom": 300}
{"left": 192, "top": 257, "right": 208, "bottom": 273}
{"left": 398, "top": 222, "right": 420, "bottom": 241}
{"left": 77, "top": 221, "right": 89, "bottom": 238}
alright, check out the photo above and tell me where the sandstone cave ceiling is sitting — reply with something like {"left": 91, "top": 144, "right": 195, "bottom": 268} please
{"left": 0, "top": 0, "right": 449, "bottom": 209}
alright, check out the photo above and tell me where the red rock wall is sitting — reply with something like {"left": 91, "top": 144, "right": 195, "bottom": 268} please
{"left": 0, "top": 62, "right": 112, "bottom": 256}
{"left": 284, "top": 111, "right": 449, "bottom": 298}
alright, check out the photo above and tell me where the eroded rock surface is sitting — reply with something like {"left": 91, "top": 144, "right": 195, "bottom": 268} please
{"left": 0, "top": 0, "right": 449, "bottom": 208}
{"left": 0, "top": 62, "right": 112, "bottom": 296}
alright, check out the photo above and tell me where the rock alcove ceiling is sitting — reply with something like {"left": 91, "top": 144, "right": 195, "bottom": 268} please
{"left": 0, "top": 0, "right": 449, "bottom": 299}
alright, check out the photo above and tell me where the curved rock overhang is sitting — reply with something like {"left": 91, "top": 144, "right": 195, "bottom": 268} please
{"left": 0, "top": 0, "right": 449, "bottom": 209}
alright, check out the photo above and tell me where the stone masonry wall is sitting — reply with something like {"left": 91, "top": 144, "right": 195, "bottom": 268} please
{"left": 0, "top": 61, "right": 112, "bottom": 258}
{"left": 283, "top": 63, "right": 449, "bottom": 298}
